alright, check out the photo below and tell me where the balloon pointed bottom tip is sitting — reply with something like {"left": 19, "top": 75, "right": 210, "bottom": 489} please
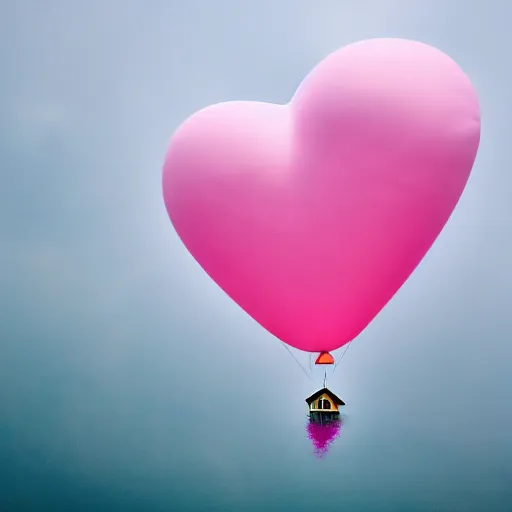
{"left": 315, "top": 351, "right": 335, "bottom": 365}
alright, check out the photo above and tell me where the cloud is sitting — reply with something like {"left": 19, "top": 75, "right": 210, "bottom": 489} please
{"left": 2, "top": 0, "right": 512, "bottom": 509}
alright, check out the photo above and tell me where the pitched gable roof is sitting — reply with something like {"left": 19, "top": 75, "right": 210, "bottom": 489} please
{"left": 305, "top": 387, "right": 345, "bottom": 406}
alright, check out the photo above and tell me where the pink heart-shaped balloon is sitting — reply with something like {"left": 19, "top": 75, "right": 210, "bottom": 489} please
{"left": 163, "top": 38, "right": 480, "bottom": 353}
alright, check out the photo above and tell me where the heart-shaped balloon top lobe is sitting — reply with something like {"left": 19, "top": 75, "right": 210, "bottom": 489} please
{"left": 163, "top": 38, "right": 481, "bottom": 353}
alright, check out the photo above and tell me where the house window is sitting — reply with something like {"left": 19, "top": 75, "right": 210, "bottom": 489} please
{"left": 318, "top": 399, "right": 331, "bottom": 410}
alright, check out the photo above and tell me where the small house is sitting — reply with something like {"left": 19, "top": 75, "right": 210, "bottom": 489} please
{"left": 306, "top": 387, "right": 345, "bottom": 423}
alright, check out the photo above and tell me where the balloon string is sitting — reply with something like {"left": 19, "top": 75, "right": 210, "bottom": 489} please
{"left": 332, "top": 340, "right": 354, "bottom": 376}
{"left": 281, "top": 343, "right": 313, "bottom": 381}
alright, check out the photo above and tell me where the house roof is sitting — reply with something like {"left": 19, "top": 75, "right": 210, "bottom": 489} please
{"left": 305, "top": 387, "right": 345, "bottom": 406}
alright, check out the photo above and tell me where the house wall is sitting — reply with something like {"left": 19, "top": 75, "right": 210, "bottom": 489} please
{"left": 309, "top": 393, "right": 339, "bottom": 411}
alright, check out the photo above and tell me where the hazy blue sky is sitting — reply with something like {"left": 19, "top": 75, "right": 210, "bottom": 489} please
{"left": 2, "top": 1, "right": 512, "bottom": 510}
